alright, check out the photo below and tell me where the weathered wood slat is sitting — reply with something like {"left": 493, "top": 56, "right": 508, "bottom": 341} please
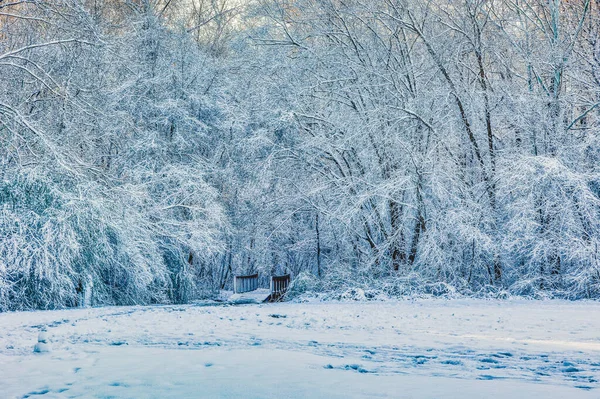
{"left": 269, "top": 274, "right": 290, "bottom": 301}
{"left": 233, "top": 273, "right": 259, "bottom": 294}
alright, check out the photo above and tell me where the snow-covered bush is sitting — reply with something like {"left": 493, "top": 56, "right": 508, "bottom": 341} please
{"left": 286, "top": 271, "right": 320, "bottom": 299}
{"left": 498, "top": 156, "right": 600, "bottom": 298}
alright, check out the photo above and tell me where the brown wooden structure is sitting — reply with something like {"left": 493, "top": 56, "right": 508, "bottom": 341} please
{"left": 231, "top": 273, "right": 291, "bottom": 302}
{"left": 269, "top": 274, "right": 291, "bottom": 302}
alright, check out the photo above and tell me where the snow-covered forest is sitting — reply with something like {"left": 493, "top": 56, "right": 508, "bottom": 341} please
{"left": 2, "top": 0, "right": 600, "bottom": 311}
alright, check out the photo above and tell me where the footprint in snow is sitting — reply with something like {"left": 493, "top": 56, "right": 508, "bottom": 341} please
{"left": 269, "top": 313, "right": 287, "bottom": 319}
{"left": 441, "top": 360, "right": 462, "bottom": 366}
{"left": 480, "top": 358, "right": 499, "bottom": 364}
{"left": 562, "top": 361, "right": 580, "bottom": 373}
{"left": 478, "top": 375, "right": 506, "bottom": 380}
{"left": 108, "top": 382, "right": 129, "bottom": 387}
{"left": 22, "top": 388, "right": 50, "bottom": 397}
{"left": 344, "top": 364, "right": 370, "bottom": 373}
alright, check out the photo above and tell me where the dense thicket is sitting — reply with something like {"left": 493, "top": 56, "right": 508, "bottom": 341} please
{"left": 1, "top": 0, "right": 600, "bottom": 310}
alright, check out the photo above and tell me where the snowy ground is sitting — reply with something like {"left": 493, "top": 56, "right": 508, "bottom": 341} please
{"left": 1, "top": 299, "right": 599, "bottom": 398}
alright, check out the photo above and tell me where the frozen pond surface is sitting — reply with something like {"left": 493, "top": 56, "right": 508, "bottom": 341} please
{"left": 1, "top": 299, "right": 599, "bottom": 398}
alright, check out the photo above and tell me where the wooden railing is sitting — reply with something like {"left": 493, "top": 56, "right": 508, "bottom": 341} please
{"left": 270, "top": 274, "right": 291, "bottom": 301}
{"left": 232, "top": 273, "right": 291, "bottom": 301}
{"left": 233, "top": 273, "right": 259, "bottom": 294}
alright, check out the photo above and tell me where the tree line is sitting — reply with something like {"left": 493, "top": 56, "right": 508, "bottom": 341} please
{"left": 1, "top": 0, "right": 599, "bottom": 310}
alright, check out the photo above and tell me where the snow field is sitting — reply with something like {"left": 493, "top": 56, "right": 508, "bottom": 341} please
{"left": 1, "top": 299, "right": 599, "bottom": 398}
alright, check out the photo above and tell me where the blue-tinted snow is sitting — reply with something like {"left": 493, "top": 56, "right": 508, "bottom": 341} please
{"left": 1, "top": 299, "right": 599, "bottom": 398}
